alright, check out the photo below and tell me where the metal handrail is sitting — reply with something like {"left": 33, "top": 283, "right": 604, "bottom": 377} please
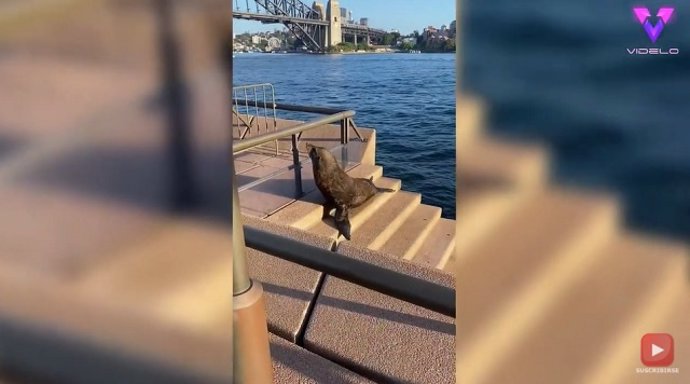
{"left": 244, "top": 226, "right": 456, "bottom": 318}
{"left": 232, "top": 99, "right": 345, "bottom": 115}
{"left": 232, "top": 110, "right": 355, "bottom": 153}
{"left": 231, "top": 99, "right": 365, "bottom": 142}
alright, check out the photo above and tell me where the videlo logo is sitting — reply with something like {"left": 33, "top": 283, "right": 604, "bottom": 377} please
{"left": 628, "top": 6, "right": 679, "bottom": 55}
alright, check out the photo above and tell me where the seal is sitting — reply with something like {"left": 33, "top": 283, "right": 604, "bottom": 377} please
{"left": 307, "top": 144, "right": 395, "bottom": 240}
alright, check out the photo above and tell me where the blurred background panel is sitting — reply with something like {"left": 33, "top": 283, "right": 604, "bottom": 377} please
{"left": 0, "top": 0, "right": 232, "bottom": 382}
{"left": 457, "top": 1, "right": 689, "bottom": 383}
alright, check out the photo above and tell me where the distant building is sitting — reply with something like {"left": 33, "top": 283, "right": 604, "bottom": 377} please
{"left": 267, "top": 37, "right": 281, "bottom": 50}
{"left": 390, "top": 29, "right": 399, "bottom": 34}
{"left": 340, "top": 7, "right": 347, "bottom": 18}
{"left": 347, "top": 10, "right": 352, "bottom": 23}
{"left": 360, "top": 17, "right": 368, "bottom": 26}
{"left": 312, "top": 1, "right": 326, "bottom": 20}
{"left": 251, "top": 35, "right": 262, "bottom": 44}
{"left": 449, "top": 20, "right": 456, "bottom": 35}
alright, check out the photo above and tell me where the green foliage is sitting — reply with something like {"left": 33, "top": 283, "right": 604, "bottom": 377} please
{"left": 401, "top": 41, "right": 416, "bottom": 51}
{"left": 443, "top": 38, "right": 456, "bottom": 52}
{"left": 382, "top": 32, "right": 400, "bottom": 46}
{"left": 336, "top": 42, "right": 356, "bottom": 52}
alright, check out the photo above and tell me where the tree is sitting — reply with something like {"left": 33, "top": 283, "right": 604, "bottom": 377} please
{"left": 382, "top": 33, "right": 395, "bottom": 46}
{"left": 443, "top": 38, "right": 456, "bottom": 52}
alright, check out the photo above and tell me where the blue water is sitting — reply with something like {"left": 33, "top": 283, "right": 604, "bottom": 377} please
{"left": 463, "top": 1, "right": 690, "bottom": 240}
{"left": 234, "top": 53, "right": 456, "bottom": 219}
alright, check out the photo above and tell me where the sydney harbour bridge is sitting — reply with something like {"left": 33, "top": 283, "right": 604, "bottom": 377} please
{"left": 233, "top": 0, "right": 387, "bottom": 52}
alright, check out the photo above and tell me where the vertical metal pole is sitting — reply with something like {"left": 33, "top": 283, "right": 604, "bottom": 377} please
{"left": 232, "top": 175, "right": 251, "bottom": 295}
{"left": 340, "top": 118, "right": 349, "bottom": 167}
{"left": 340, "top": 118, "right": 347, "bottom": 144}
{"left": 233, "top": 152, "right": 273, "bottom": 384}
{"left": 155, "top": 0, "right": 196, "bottom": 211}
{"left": 291, "top": 134, "right": 303, "bottom": 197}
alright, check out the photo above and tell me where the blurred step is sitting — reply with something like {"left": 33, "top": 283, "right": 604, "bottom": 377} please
{"left": 0, "top": 256, "right": 231, "bottom": 383}
{"left": 482, "top": 235, "right": 688, "bottom": 384}
{"left": 583, "top": 239, "right": 689, "bottom": 384}
{"left": 265, "top": 164, "right": 384, "bottom": 228}
{"left": 411, "top": 218, "right": 456, "bottom": 270}
{"left": 74, "top": 220, "right": 231, "bottom": 329}
{"left": 459, "top": 137, "right": 549, "bottom": 195}
{"left": 607, "top": 299, "right": 690, "bottom": 384}
{"left": 457, "top": 190, "right": 619, "bottom": 382}
{"left": 456, "top": 138, "right": 549, "bottom": 261}
{"left": 306, "top": 177, "right": 403, "bottom": 241}
{"left": 378, "top": 204, "right": 442, "bottom": 259}
{"left": 456, "top": 95, "right": 486, "bottom": 150}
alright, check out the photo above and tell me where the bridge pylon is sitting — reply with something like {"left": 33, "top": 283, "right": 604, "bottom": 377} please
{"left": 326, "top": 0, "right": 342, "bottom": 48}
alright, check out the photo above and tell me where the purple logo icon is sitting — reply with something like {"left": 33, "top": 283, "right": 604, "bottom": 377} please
{"left": 633, "top": 7, "right": 675, "bottom": 43}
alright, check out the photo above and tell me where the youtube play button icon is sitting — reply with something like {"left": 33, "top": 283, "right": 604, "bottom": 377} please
{"left": 641, "top": 333, "right": 674, "bottom": 367}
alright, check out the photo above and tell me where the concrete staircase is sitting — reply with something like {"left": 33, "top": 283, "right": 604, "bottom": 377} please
{"left": 265, "top": 162, "right": 456, "bottom": 271}
{"left": 454, "top": 97, "right": 690, "bottom": 384}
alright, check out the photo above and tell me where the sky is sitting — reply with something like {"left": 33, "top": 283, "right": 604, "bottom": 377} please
{"left": 232, "top": 0, "right": 455, "bottom": 36}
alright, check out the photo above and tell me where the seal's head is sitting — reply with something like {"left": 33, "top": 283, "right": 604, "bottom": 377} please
{"left": 306, "top": 143, "right": 321, "bottom": 163}
{"left": 306, "top": 144, "right": 337, "bottom": 169}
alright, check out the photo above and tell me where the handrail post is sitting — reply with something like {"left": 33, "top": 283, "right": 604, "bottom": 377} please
{"left": 340, "top": 118, "right": 347, "bottom": 145}
{"left": 233, "top": 156, "right": 273, "bottom": 383}
{"left": 291, "top": 134, "right": 304, "bottom": 197}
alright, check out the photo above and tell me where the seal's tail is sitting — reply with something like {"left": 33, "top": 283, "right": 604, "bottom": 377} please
{"left": 368, "top": 176, "right": 395, "bottom": 193}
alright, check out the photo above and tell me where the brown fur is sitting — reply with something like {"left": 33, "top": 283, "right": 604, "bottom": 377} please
{"left": 307, "top": 144, "right": 394, "bottom": 240}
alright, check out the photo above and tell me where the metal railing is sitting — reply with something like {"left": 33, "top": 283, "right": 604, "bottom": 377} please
{"left": 232, "top": 83, "right": 279, "bottom": 154}
{"left": 232, "top": 87, "right": 365, "bottom": 198}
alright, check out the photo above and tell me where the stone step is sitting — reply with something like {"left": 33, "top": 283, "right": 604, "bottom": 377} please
{"left": 456, "top": 137, "right": 549, "bottom": 262}
{"left": 411, "top": 218, "right": 456, "bottom": 270}
{"left": 242, "top": 215, "right": 335, "bottom": 343}
{"left": 482, "top": 235, "right": 688, "bottom": 384}
{"left": 270, "top": 333, "right": 375, "bottom": 383}
{"left": 265, "top": 164, "right": 385, "bottom": 229}
{"left": 377, "top": 204, "right": 442, "bottom": 259}
{"left": 306, "top": 243, "right": 455, "bottom": 384}
{"left": 305, "top": 177, "right": 403, "bottom": 241}
{"left": 339, "top": 191, "right": 422, "bottom": 250}
{"left": 457, "top": 190, "right": 619, "bottom": 383}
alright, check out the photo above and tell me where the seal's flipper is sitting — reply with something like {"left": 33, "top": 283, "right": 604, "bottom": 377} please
{"left": 334, "top": 206, "right": 352, "bottom": 241}
{"left": 322, "top": 200, "right": 336, "bottom": 219}
{"left": 335, "top": 218, "right": 352, "bottom": 240}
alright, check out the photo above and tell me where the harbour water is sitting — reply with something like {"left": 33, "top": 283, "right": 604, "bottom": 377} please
{"left": 234, "top": 53, "right": 457, "bottom": 219}
{"left": 464, "top": 0, "right": 690, "bottom": 240}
